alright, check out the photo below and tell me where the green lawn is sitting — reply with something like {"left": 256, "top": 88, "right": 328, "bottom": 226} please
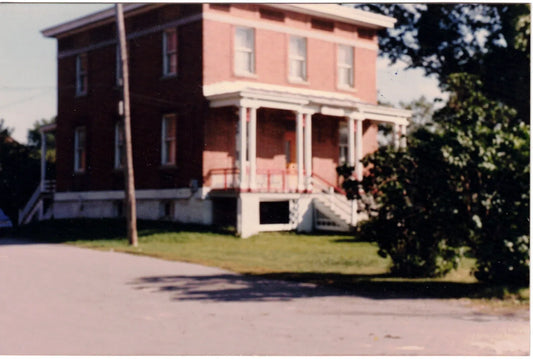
{"left": 15, "top": 219, "right": 528, "bottom": 302}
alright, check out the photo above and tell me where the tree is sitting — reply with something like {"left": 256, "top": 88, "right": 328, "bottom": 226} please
{"left": 436, "top": 74, "right": 529, "bottom": 284}
{"left": 399, "top": 96, "right": 436, "bottom": 132}
{"left": 356, "top": 4, "right": 530, "bottom": 123}
{"left": 0, "top": 120, "right": 41, "bottom": 225}
{"left": 342, "top": 75, "right": 529, "bottom": 284}
{"left": 340, "top": 4, "right": 530, "bottom": 284}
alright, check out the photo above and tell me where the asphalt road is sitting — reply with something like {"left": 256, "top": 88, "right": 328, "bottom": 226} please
{"left": 0, "top": 239, "right": 529, "bottom": 355}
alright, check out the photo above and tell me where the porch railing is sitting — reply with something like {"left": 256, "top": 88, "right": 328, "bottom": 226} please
{"left": 204, "top": 167, "right": 300, "bottom": 192}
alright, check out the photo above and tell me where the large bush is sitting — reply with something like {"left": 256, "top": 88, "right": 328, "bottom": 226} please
{"left": 342, "top": 74, "right": 529, "bottom": 284}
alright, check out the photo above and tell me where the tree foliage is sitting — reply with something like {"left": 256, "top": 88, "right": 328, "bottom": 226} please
{"left": 341, "top": 4, "right": 530, "bottom": 284}
{"left": 342, "top": 75, "right": 529, "bottom": 284}
{"left": 0, "top": 120, "right": 41, "bottom": 225}
{"left": 357, "top": 3, "right": 530, "bottom": 122}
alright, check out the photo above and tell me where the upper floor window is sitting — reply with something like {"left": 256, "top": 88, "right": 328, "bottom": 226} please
{"left": 114, "top": 122, "right": 124, "bottom": 169}
{"left": 162, "top": 28, "right": 177, "bottom": 76}
{"left": 75, "top": 53, "right": 88, "bottom": 96}
{"left": 234, "top": 27, "right": 255, "bottom": 75}
{"left": 161, "top": 114, "right": 176, "bottom": 165}
{"left": 289, "top": 36, "right": 307, "bottom": 82}
{"left": 74, "top": 126, "right": 86, "bottom": 172}
{"left": 338, "top": 45, "right": 354, "bottom": 88}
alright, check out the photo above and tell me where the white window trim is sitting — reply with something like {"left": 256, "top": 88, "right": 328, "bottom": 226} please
{"left": 288, "top": 36, "right": 307, "bottom": 83}
{"left": 75, "top": 53, "right": 88, "bottom": 96}
{"left": 161, "top": 114, "right": 177, "bottom": 166}
{"left": 162, "top": 28, "right": 177, "bottom": 77}
{"left": 114, "top": 122, "right": 124, "bottom": 169}
{"left": 234, "top": 26, "right": 256, "bottom": 77}
{"left": 115, "top": 45, "right": 122, "bottom": 87}
{"left": 339, "top": 122, "right": 348, "bottom": 164}
{"left": 74, "top": 126, "right": 86, "bottom": 172}
{"left": 337, "top": 44, "right": 354, "bottom": 89}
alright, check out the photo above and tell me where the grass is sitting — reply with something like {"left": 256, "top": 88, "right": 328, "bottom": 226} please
{"left": 14, "top": 218, "right": 529, "bottom": 304}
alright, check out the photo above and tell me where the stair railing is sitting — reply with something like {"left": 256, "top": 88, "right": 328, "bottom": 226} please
{"left": 311, "top": 173, "right": 357, "bottom": 226}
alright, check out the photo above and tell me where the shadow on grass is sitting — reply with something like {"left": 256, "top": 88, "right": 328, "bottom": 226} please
{"left": 11, "top": 219, "right": 528, "bottom": 301}
{"left": 12, "top": 218, "right": 234, "bottom": 243}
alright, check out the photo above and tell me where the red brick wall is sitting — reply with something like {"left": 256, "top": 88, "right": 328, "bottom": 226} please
{"left": 312, "top": 115, "right": 340, "bottom": 186}
{"left": 56, "top": 4, "right": 204, "bottom": 192}
{"left": 203, "top": 4, "right": 378, "bottom": 104}
{"left": 54, "top": 4, "right": 381, "bottom": 193}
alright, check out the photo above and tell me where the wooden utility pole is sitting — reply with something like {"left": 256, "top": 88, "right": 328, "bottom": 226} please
{"left": 115, "top": 4, "right": 138, "bottom": 246}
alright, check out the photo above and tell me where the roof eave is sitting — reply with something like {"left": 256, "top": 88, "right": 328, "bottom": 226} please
{"left": 41, "top": 3, "right": 149, "bottom": 38}
{"left": 269, "top": 4, "right": 396, "bottom": 29}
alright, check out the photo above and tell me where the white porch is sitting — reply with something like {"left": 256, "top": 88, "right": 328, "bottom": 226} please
{"left": 204, "top": 81, "right": 410, "bottom": 237}
{"left": 204, "top": 81, "right": 410, "bottom": 192}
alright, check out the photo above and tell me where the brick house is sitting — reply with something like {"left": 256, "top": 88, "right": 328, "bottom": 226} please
{"left": 25, "top": 4, "right": 410, "bottom": 237}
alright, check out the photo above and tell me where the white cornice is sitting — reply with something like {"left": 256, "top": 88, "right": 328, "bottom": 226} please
{"left": 203, "top": 81, "right": 411, "bottom": 125}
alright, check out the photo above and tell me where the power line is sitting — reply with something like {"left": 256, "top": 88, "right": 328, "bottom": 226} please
{"left": 0, "top": 86, "right": 56, "bottom": 91}
{"left": 0, "top": 89, "right": 54, "bottom": 110}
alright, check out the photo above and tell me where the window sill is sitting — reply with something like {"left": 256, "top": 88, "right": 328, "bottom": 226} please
{"left": 161, "top": 73, "right": 178, "bottom": 80}
{"left": 75, "top": 92, "right": 88, "bottom": 98}
{"left": 159, "top": 164, "right": 178, "bottom": 170}
{"left": 336, "top": 85, "right": 357, "bottom": 93}
{"left": 234, "top": 70, "right": 257, "bottom": 79}
{"left": 73, "top": 170, "right": 86, "bottom": 175}
{"left": 288, "top": 77, "right": 309, "bottom": 85}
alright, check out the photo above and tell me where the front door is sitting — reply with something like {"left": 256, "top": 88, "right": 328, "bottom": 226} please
{"left": 284, "top": 131, "right": 296, "bottom": 166}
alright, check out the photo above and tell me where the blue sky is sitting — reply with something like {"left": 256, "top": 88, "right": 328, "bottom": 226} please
{"left": 0, "top": 3, "right": 444, "bottom": 143}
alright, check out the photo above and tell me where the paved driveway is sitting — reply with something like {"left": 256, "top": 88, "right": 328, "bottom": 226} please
{"left": 0, "top": 239, "right": 529, "bottom": 355}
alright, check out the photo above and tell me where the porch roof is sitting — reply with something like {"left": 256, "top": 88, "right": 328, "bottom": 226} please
{"left": 203, "top": 81, "right": 410, "bottom": 126}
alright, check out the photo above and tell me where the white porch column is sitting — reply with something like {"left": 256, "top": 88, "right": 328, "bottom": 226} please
{"left": 296, "top": 111, "right": 304, "bottom": 192}
{"left": 304, "top": 112, "right": 313, "bottom": 191}
{"left": 248, "top": 106, "right": 257, "bottom": 190}
{"left": 347, "top": 116, "right": 355, "bottom": 167}
{"left": 40, "top": 130, "right": 47, "bottom": 191}
{"left": 238, "top": 106, "right": 248, "bottom": 190}
{"left": 393, "top": 122, "right": 400, "bottom": 149}
{"left": 355, "top": 117, "right": 363, "bottom": 181}
{"left": 400, "top": 124, "right": 407, "bottom": 148}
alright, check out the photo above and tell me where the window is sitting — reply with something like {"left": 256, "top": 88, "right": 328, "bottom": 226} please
{"left": 234, "top": 27, "right": 255, "bottom": 75}
{"left": 339, "top": 122, "right": 348, "bottom": 164}
{"left": 114, "top": 122, "right": 124, "bottom": 169}
{"left": 162, "top": 28, "right": 177, "bottom": 76}
{"left": 338, "top": 45, "right": 354, "bottom": 88}
{"left": 259, "top": 201, "right": 290, "bottom": 224}
{"left": 75, "top": 53, "right": 88, "bottom": 96}
{"left": 161, "top": 114, "right": 176, "bottom": 165}
{"left": 74, "top": 127, "right": 86, "bottom": 172}
{"left": 289, "top": 36, "right": 307, "bottom": 81}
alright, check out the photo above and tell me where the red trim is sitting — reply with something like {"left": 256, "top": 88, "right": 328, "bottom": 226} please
{"left": 311, "top": 172, "right": 346, "bottom": 195}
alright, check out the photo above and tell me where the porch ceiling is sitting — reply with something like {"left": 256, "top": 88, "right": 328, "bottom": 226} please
{"left": 203, "top": 81, "right": 410, "bottom": 125}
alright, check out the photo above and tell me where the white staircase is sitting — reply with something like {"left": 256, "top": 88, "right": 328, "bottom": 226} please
{"left": 311, "top": 174, "right": 357, "bottom": 232}
{"left": 18, "top": 180, "right": 55, "bottom": 225}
